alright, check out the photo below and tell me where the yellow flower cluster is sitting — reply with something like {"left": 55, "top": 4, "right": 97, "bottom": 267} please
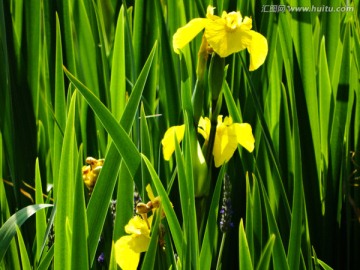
{"left": 161, "top": 115, "right": 255, "bottom": 167}
{"left": 173, "top": 5, "right": 268, "bottom": 71}
{"left": 82, "top": 157, "right": 104, "bottom": 194}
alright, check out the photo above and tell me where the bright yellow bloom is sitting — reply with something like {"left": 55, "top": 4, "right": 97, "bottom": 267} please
{"left": 173, "top": 5, "right": 268, "bottom": 71}
{"left": 212, "top": 116, "right": 254, "bottom": 167}
{"left": 162, "top": 116, "right": 255, "bottom": 167}
{"left": 115, "top": 215, "right": 153, "bottom": 270}
{"left": 115, "top": 184, "right": 158, "bottom": 270}
{"left": 161, "top": 124, "right": 185, "bottom": 160}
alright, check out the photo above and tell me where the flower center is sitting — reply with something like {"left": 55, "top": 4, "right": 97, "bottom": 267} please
{"left": 224, "top": 12, "right": 242, "bottom": 31}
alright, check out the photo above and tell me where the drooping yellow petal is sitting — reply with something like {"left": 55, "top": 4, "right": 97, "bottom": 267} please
{"left": 213, "top": 116, "right": 238, "bottom": 167}
{"left": 205, "top": 14, "right": 252, "bottom": 58}
{"left": 115, "top": 236, "right": 140, "bottom": 270}
{"left": 197, "top": 116, "right": 211, "bottom": 141}
{"left": 128, "top": 234, "right": 151, "bottom": 253}
{"left": 173, "top": 18, "right": 209, "bottom": 54}
{"left": 247, "top": 31, "right": 268, "bottom": 71}
{"left": 233, "top": 123, "right": 255, "bottom": 152}
{"left": 161, "top": 125, "right": 185, "bottom": 160}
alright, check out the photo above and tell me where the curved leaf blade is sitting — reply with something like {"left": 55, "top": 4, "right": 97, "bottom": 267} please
{"left": 0, "top": 204, "right": 53, "bottom": 262}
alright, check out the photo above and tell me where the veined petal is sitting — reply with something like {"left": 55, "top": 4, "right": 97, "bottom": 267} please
{"left": 233, "top": 123, "right": 255, "bottom": 152}
{"left": 205, "top": 18, "right": 252, "bottom": 58}
{"left": 161, "top": 125, "right": 185, "bottom": 160}
{"left": 173, "top": 18, "right": 208, "bottom": 54}
{"left": 197, "top": 116, "right": 211, "bottom": 141}
{"left": 213, "top": 121, "right": 238, "bottom": 167}
{"left": 247, "top": 30, "right": 268, "bottom": 71}
{"left": 115, "top": 236, "right": 140, "bottom": 270}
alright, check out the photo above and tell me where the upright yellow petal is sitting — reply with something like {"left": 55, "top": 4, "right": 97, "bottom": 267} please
{"left": 161, "top": 125, "right": 185, "bottom": 160}
{"left": 115, "top": 236, "right": 140, "bottom": 270}
{"left": 247, "top": 31, "right": 268, "bottom": 71}
{"left": 173, "top": 18, "right": 209, "bottom": 54}
{"left": 205, "top": 18, "right": 252, "bottom": 57}
{"left": 213, "top": 120, "right": 238, "bottom": 167}
{"left": 233, "top": 123, "right": 255, "bottom": 152}
{"left": 146, "top": 184, "right": 156, "bottom": 202}
{"left": 125, "top": 216, "right": 150, "bottom": 236}
{"left": 197, "top": 116, "right": 211, "bottom": 141}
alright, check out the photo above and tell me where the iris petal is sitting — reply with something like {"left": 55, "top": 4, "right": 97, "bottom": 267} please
{"left": 173, "top": 18, "right": 209, "bottom": 54}
{"left": 198, "top": 116, "right": 211, "bottom": 141}
{"left": 213, "top": 122, "right": 238, "bottom": 167}
{"left": 125, "top": 216, "right": 150, "bottom": 236}
{"left": 115, "top": 236, "right": 140, "bottom": 270}
{"left": 205, "top": 18, "right": 252, "bottom": 58}
{"left": 233, "top": 123, "right": 255, "bottom": 152}
{"left": 247, "top": 31, "right": 268, "bottom": 71}
{"left": 161, "top": 125, "right": 185, "bottom": 160}
{"left": 128, "top": 234, "right": 150, "bottom": 253}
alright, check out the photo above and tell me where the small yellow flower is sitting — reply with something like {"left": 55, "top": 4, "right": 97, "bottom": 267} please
{"left": 162, "top": 116, "right": 255, "bottom": 167}
{"left": 115, "top": 215, "right": 153, "bottom": 270}
{"left": 173, "top": 5, "right": 268, "bottom": 71}
{"left": 82, "top": 157, "right": 104, "bottom": 193}
{"left": 212, "top": 116, "right": 254, "bottom": 167}
{"left": 115, "top": 184, "right": 158, "bottom": 270}
{"left": 161, "top": 124, "right": 185, "bottom": 160}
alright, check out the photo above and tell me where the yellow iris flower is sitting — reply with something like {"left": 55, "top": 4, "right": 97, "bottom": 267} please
{"left": 162, "top": 116, "right": 255, "bottom": 167}
{"left": 173, "top": 5, "right": 268, "bottom": 71}
{"left": 211, "top": 116, "right": 255, "bottom": 167}
{"left": 115, "top": 185, "right": 159, "bottom": 270}
{"left": 114, "top": 215, "right": 153, "bottom": 270}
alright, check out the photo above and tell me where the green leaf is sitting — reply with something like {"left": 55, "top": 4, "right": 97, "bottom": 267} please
{"left": 53, "top": 14, "right": 66, "bottom": 192}
{"left": 109, "top": 242, "right": 118, "bottom": 270}
{"left": 35, "top": 158, "right": 47, "bottom": 261}
{"left": 54, "top": 91, "right": 78, "bottom": 269}
{"left": 292, "top": 0, "right": 321, "bottom": 183}
{"left": 24, "top": 0, "right": 41, "bottom": 117}
{"left": 70, "top": 148, "right": 89, "bottom": 270}
{"left": 287, "top": 83, "right": 304, "bottom": 269}
{"left": 0, "top": 204, "right": 53, "bottom": 262}
{"left": 239, "top": 219, "right": 254, "bottom": 270}
{"left": 16, "top": 227, "right": 31, "bottom": 270}
{"left": 73, "top": 42, "right": 157, "bottom": 264}
{"left": 199, "top": 164, "right": 226, "bottom": 269}
{"left": 109, "top": 5, "right": 126, "bottom": 120}
{"left": 258, "top": 176, "right": 289, "bottom": 270}
{"left": 113, "top": 160, "right": 133, "bottom": 240}
{"left": 141, "top": 154, "right": 183, "bottom": 259}
{"left": 63, "top": 42, "right": 158, "bottom": 184}
{"left": 37, "top": 245, "right": 54, "bottom": 270}
{"left": 255, "top": 234, "right": 275, "bottom": 270}
{"left": 141, "top": 209, "right": 161, "bottom": 270}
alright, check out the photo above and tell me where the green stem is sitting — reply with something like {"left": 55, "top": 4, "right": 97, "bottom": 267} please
{"left": 216, "top": 232, "right": 227, "bottom": 270}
